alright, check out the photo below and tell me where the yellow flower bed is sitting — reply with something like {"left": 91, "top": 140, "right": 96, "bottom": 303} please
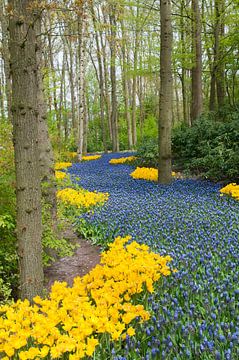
{"left": 131, "top": 167, "right": 176, "bottom": 182}
{"left": 0, "top": 236, "right": 172, "bottom": 359}
{"left": 55, "top": 162, "right": 72, "bottom": 170}
{"left": 55, "top": 171, "right": 68, "bottom": 180}
{"left": 109, "top": 156, "right": 137, "bottom": 165}
{"left": 220, "top": 183, "right": 239, "bottom": 200}
{"left": 57, "top": 188, "right": 109, "bottom": 209}
{"left": 82, "top": 155, "right": 101, "bottom": 161}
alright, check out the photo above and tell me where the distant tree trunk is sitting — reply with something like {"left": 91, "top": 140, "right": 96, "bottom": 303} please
{"left": 0, "top": 72, "right": 4, "bottom": 118}
{"left": 180, "top": 0, "right": 190, "bottom": 125}
{"left": 131, "top": 4, "right": 140, "bottom": 147}
{"left": 101, "top": 11, "right": 112, "bottom": 142}
{"left": 109, "top": 5, "right": 119, "bottom": 152}
{"left": 66, "top": 33, "right": 77, "bottom": 140}
{"left": 47, "top": 16, "right": 60, "bottom": 137}
{"left": 77, "top": 4, "right": 86, "bottom": 161}
{"left": 82, "top": 78, "right": 88, "bottom": 154}
{"left": 158, "top": 0, "right": 173, "bottom": 185}
{"left": 215, "top": 0, "right": 225, "bottom": 108}
{"left": 9, "top": 0, "right": 43, "bottom": 301}
{"left": 91, "top": 4, "right": 107, "bottom": 152}
{"left": 191, "top": 0, "right": 203, "bottom": 122}
{"left": 59, "top": 51, "right": 66, "bottom": 140}
{"left": 35, "top": 18, "right": 57, "bottom": 224}
{"left": 120, "top": 20, "right": 133, "bottom": 149}
{"left": 0, "top": 0, "right": 12, "bottom": 121}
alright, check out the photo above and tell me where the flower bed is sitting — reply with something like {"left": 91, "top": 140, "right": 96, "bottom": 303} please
{"left": 109, "top": 156, "right": 137, "bottom": 165}
{"left": 220, "top": 183, "right": 239, "bottom": 200}
{"left": 82, "top": 155, "right": 101, "bottom": 161}
{"left": 0, "top": 236, "right": 172, "bottom": 360}
{"left": 55, "top": 162, "right": 72, "bottom": 170}
{"left": 57, "top": 188, "right": 109, "bottom": 210}
{"left": 130, "top": 166, "right": 176, "bottom": 182}
{"left": 67, "top": 153, "right": 239, "bottom": 359}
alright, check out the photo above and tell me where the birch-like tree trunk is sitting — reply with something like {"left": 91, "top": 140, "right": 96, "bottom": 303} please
{"left": 0, "top": 0, "right": 12, "bottom": 121}
{"left": 109, "top": 4, "right": 119, "bottom": 152}
{"left": 9, "top": 0, "right": 44, "bottom": 300}
{"left": 191, "top": 0, "right": 203, "bottom": 122}
{"left": 158, "top": 0, "right": 173, "bottom": 184}
{"left": 77, "top": 2, "right": 86, "bottom": 160}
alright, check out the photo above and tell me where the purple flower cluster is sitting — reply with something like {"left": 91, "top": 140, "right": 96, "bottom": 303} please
{"left": 68, "top": 153, "right": 239, "bottom": 359}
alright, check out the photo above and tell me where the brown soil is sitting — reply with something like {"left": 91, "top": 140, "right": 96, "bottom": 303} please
{"left": 44, "top": 229, "right": 101, "bottom": 292}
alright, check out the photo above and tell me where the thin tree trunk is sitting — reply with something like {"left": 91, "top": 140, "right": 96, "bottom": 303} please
{"left": 0, "top": 0, "right": 12, "bottom": 121}
{"left": 191, "top": 0, "right": 203, "bottom": 122}
{"left": 158, "top": 0, "right": 173, "bottom": 184}
{"left": 120, "top": 20, "right": 133, "bottom": 149}
{"left": 77, "top": 4, "right": 86, "bottom": 160}
{"left": 91, "top": 5, "right": 107, "bottom": 152}
{"left": 109, "top": 6, "right": 119, "bottom": 152}
{"left": 47, "top": 15, "right": 60, "bottom": 138}
{"left": 215, "top": 0, "right": 225, "bottom": 108}
{"left": 131, "top": 4, "right": 140, "bottom": 147}
{"left": 9, "top": 0, "right": 44, "bottom": 301}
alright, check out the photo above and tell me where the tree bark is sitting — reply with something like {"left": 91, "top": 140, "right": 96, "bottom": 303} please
{"left": 77, "top": 4, "right": 86, "bottom": 161}
{"left": 191, "top": 0, "right": 203, "bottom": 122}
{"left": 0, "top": 0, "right": 12, "bottom": 121}
{"left": 158, "top": 0, "right": 173, "bottom": 184}
{"left": 120, "top": 19, "right": 133, "bottom": 149}
{"left": 9, "top": 0, "right": 44, "bottom": 301}
{"left": 109, "top": 5, "right": 119, "bottom": 152}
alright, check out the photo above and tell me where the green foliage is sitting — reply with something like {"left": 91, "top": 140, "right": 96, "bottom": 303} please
{"left": 136, "top": 137, "right": 158, "bottom": 168}
{"left": 172, "top": 110, "right": 239, "bottom": 181}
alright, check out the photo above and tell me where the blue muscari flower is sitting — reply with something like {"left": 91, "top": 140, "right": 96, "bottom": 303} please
{"left": 68, "top": 153, "right": 239, "bottom": 358}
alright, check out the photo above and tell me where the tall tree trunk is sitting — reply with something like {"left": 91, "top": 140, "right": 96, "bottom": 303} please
{"left": 180, "top": 0, "right": 190, "bottom": 125}
{"left": 35, "top": 17, "right": 57, "bottom": 225}
{"left": 191, "top": 0, "right": 203, "bottom": 122}
{"left": 120, "top": 20, "right": 133, "bottom": 149}
{"left": 0, "top": 0, "right": 12, "bottom": 121}
{"left": 131, "top": 5, "right": 140, "bottom": 148}
{"left": 109, "top": 5, "right": 119, "bottom": 152}
{"left": 65, "top": 32, "right": 77, "bottom": 140}
{"left": 47, "top": 17, "right": 60, "bottom": 138}
{"left": 215, "top": 0, "right": 225, "bottom": 108}
{"left": 9, "top": 0, "right": 44, "bottom": 301}
{"left": 77, "top": 4, "right": 86, "bottom": 161}
{"left": 91, "top": 4, "right": 107, "bottom": 152}
{"left": 158, "top": 0, "right": 173, "bottom": 185}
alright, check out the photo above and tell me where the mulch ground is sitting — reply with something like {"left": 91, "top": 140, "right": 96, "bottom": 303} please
{"left": 44, "top": 229, "right": 101, "bottom": 291}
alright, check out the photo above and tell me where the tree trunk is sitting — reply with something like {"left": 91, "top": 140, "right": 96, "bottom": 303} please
{"left": 215, "top": 0, "right": 225, "bottom": 108}
{"left": 91, "top": 4, "right": 107, "bottom": 152}
{"left": 9, "top": 0, "right": 44, "bottom": 301}
{"left": 109, "top": 6, "right": 119, "bottom": 152}
{"left": 158, "top": 0, "right": 173, "bottom": 185}
{"left": 77, "top": 2, "right": 86, "bottom": 161}
{"left": 35, "top": 17, "right": 57, "bottom": 225}
{"left": 191, "top": 0, "right": 203, "bottom": 122}
{"left": 120, "top": 20, "right": 133, "bottom": 150}
{"left": 131, "top": 4, "right": 140, "bottom": 148}
{"left": 0, "top": 0, "right": 12, "bottom": 121}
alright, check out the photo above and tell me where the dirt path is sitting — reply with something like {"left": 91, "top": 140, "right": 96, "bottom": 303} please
{"left": 44, "top": 229, "right": 101, "bottom": 291}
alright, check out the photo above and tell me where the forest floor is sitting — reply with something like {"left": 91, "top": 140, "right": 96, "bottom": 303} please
{"left": 44, "top": 228, "right": 100, "bottom": 291}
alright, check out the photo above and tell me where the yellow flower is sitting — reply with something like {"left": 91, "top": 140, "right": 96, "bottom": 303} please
{"left": 82, "top": 155, "right": 101, "bottom": 161}
{"left": 130, "top": 167, "right": 177, "bottom": 182}
{"left": 127, "top": 327, "right": 136, "bottom": 336}
{"left": 109, "top": 156, "right": 137, "bottom": 164}
{"left": 55, "top": 162, "right": 72, "bottom": 170}
{"left": 57, "top": 188, "right": 109, "bottom": 209}
{"left": 0, "top": 236, "right": 172, "bottom": 359}
{"left": 220, "top": 183, "right": 239, "bottom": 200}
{"left": 55, "top": 171, "right": 68, "bottom": 180}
